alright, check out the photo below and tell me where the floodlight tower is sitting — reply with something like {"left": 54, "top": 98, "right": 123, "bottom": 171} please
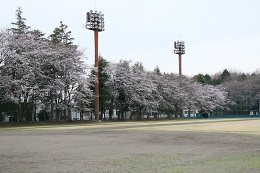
{"left": 174, "top": 40, "right": 185, "bottom": 76}
{"left": 86, "top": 10, "right": 105, "bottom": 121}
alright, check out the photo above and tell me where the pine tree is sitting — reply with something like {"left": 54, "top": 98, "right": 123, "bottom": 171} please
{"left": 11, "top": 7, "right": 30, "bottom": 35}
{"left": 49, "top": 21, "right": 74, "bottom": 45}
{"left": 221, "top": 69, "right": 231, "bottom": 81}
{"left": 154, "top": 65, "right": 161, "bottom": 75}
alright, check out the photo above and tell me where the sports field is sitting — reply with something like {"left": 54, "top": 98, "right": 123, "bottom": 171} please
{"left": 0, "top": 118, "right": 260, "bottom": 173}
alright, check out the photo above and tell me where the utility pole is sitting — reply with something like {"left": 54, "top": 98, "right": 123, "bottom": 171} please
{"left": 86, "top": 10, "right": 105, "bottom": 121}
{"left": 174, "top": 40, "right": 185, "bottom": 76}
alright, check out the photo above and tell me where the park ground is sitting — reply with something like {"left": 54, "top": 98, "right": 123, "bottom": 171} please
{"left": 0, "top": 118, "right": 260, "bottom": 173}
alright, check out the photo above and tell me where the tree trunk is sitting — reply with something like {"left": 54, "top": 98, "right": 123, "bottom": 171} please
{"left": 175, "top": 103, "right": 179, "bottom": 118}
{"left": 129, "top": 111, "right": 134, "bottom": 120}
{"left": 33, "top": 100, "right": 37, "bottom": 121}
{"left": 80, "top": 112, "right": 83, "bottom": 121}
{"left": 139, "top": 108, "right": 142, "bottom": 120}
{"left": 167, "top": 110, "right": 171, "bottom": 119}
{"left": 50, "top": 94, "right": 54, "bottom": 121}
{"left": 68, "top": 108, "right": 72, "bottom": 121}
{"left": 108, "top": 97, "right": 114, "bottom": 120}
{"left": 109, "top": 109, "right": 113, "bottom": 120}
{"left": 119, "top": 109, "right": 123, "bottom": 120}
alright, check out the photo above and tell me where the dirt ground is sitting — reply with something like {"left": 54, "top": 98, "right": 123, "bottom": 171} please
{"left": 0, "top": 119, "right": 260, "bottom": 173}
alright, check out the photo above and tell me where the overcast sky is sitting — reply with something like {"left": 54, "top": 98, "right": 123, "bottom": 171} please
{"left": 1, "top": 0, "right": 260, "bottom": 76}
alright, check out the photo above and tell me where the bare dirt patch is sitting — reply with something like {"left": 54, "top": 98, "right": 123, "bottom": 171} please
{"left": 0, "top": 119, "right": 260, "bottom": 173}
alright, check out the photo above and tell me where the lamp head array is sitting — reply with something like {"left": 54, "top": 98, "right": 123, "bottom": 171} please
{"left": 86, "top": 10, "right": 105, "bottom": 32}
{"left": 174, "top": 40, "right": 185, "bottom": 54}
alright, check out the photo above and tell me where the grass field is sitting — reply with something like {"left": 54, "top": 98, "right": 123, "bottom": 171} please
{"left": 0, "top": 118, "right": 260, "bottom": 173}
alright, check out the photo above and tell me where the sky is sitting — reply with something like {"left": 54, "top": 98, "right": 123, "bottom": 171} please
{"left": 1, "top": 0, "right": 260, "bottom": 76}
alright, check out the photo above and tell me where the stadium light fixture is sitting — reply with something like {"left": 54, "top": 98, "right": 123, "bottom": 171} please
{"left": 86, "top": 10, "right": 105, "bottom": 121}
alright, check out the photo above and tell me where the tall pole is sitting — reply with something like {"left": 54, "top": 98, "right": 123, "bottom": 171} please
{"left": 94, "top": 31, "right": 99, "bottom": 121}
{"left": 178, "top": 54, "right": 182, "bottom": 76}
{"left": 174, "top": 40, "right": 185, "bottom": 118}
{"left": 86, "top": 10, "right": 104, "bottom": 121}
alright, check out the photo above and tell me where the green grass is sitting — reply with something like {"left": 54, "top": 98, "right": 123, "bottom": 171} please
{"left": 99, "top": 152, "right": 260, "bottom": 173}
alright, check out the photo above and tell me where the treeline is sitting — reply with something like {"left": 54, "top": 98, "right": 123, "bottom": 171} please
{"left": 98, "top": 60, "right": 229, "bottom": 120}
{"left": 0, "top": 8, "right": 259, "bottom": 122}
{"left": 194, "top": 70, "right": 260, "bottom": 115}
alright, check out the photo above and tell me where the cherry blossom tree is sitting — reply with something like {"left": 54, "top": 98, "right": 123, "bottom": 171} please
{"left": 0, "top": 8, "right": 93, "bottom": 121}
{"left": 0, "top": 27, "right": 51, "bottom": 121}
{"left": 45, "top": 21, "right": 92, "bottom": 121}
{"left": 104, "top": 59, "right": 230, "bottom": 119}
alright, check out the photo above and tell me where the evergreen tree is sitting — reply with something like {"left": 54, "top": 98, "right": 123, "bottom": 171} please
{"left": 220, "top": 69, "right": 231, "bottom": 82}
{"left": 194, "top": 74, "right": 206, "bottom": 84}
{"left": 154, "top": 65, "right": 161, "bottom": 75}
{"left": 98, "top": 56, "right": 112, "bottom": 120}
{"left": 204, "top": 74, "right": 212, "bottom": 83}
{"left": 239, "top": 73, "right": 247, "bottom": 81}
{"left": 49, "top": 21, "right": 74, "bottom": 45}
{"left": 11, "top": 7, "right": 30, "bottom": 34}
